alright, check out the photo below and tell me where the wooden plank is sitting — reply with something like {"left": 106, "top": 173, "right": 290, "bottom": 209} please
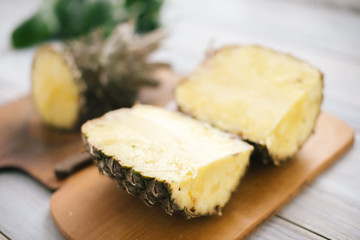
{"left": 0, "top": 94, "right": 7, "bottom": 106}
{"left": 0, "top": 173, "right": 324, "bottom": 240}
{"left": 250, "top": 216, "right": 325, "bottom": 240}
{"left": 0, "top": 97, "right": 82, "bottom": 189}
{"left": 0, "top": 170, "right": 63, "bottom": 240}
{"left": 0, "top": 232, "right": 9, "bottom": 240}
{"left": 0, "top": 49, "right": 35, "bottom": 100}
{"left": 163, "top": 0, "right": 360, "bottom": 60}
{"left": 290, "top": 0, "right": 360, "bottom": 12}
{"left": 154, "top": 20, "right": 360, "bottom": 129}
{"left": 276, "top": 133, "right": 360, "bottom": 239}
{"left": 0, "top": 80, "right": 27, "bottom": 107}
{"left": 0, "top": 0, "right": 40, "bottom": 103}
{"left": 0, "top": 0, "right": 41, "bottom": 51}
{"left": 50, "top": 112, "right": 354, "bottom": 239}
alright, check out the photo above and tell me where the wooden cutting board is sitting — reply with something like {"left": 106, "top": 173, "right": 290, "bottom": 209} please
{"left": 0, "top": 68, "right": 180, "bottom": 190}
{"left": 0, "top": 96, "right": 80, "bottom": 189}
{"left": 50, "top": 112, "right": 354, "bottom": 240}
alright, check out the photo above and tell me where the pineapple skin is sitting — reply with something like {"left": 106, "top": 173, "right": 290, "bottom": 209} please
{"left": 83, "top": 135, "right": 222, "bottom": 219}
{"left": 176, "top": 46, "right": 323, "bottom": 165}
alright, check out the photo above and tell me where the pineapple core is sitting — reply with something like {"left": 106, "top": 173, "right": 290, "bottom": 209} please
{"left": 32, "top": 46, "right": 80, "bottom": 129}
{"left": 82, "top": 105, "right": 253, "bottom": 216}
{"left": 175, "top": 46, "right": 323, "bottom": 163}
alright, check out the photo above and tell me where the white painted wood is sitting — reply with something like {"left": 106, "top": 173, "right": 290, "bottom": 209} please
{"left": 0, "top": 232, "right": 9, "bottom": 240}
{"left": 277, "top": 133, "right": 360, "bottom": 239}
{"left": 250, "top": 216, "right": 325, "bottom": 240}
{"left": 0, "top": 0, "right": 41, "bottom": 51}
{"left": 0, "top": 0, "right": 41, "bottom": 103}
{"left": 161, "top": 0, "right": 360, "bottom": 60}
{"left": 287, "top": 0, "right": 360, "bottom": 12}
{"left": 0, "top": 170, "right": 63, "bottom": 240}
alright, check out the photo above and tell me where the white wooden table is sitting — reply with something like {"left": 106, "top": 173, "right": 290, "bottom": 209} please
{"left": 0, "top": 0, "right": 359, "bottom": 239}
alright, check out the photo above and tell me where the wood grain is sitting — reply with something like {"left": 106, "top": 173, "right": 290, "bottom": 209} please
{"left": 277, "top": 133, "right": 360, "bottom": 239}
{"left": 0, "top": 68, "right": 180, "bottom": 190}
{"left": 0, "top": 96, "right": 81, "bottom": 189}
{"left": 0, "top": 232, "right": 9, "bottom": 240}
{"left": 249, "top": 216, "right": 324, "bottom": 240}
{"left": 0, "top": 170, "right": 63, "bottom": 240}
{"left": 50, "top": 112, "right": 353, "bottom": 240}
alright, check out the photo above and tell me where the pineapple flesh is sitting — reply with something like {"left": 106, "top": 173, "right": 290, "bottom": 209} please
{"left": 175, "top": 46, "right": 323, "bottom": 165}
{"left": 32, "top": 44, "right": 82, "bottom": 129}
{"left": 82, "top": 105, "right": 253, "bottom": 218}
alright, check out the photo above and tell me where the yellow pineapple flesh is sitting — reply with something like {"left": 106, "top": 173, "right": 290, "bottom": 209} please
{"left": 175, "top": 46, "right": 323, "bottom": 164}
{"left": 82, "top": 104, "right": 253, "bottom": 218}
{"left": 32, "top": 45, "right": 81, "bottom": 129}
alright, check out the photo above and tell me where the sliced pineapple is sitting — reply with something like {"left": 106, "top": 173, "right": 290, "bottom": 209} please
{"left": 175, "top": 46, "right": 323, "bottom": 165}
{"left": 31, "top": 25, "right": 163, "bottom": 130}
{"left": 82, "top": 104, "right": 253, "bottom": 218}
{"left": 32, "top": 44, "right": 83, "bottom": 129}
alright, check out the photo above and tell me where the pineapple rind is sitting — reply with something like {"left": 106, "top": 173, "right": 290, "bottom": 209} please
{"left": 86, "top": 139, "right": 251, "bottom": 219}
{"left": 84, "top": 136, "right": 213, "bottom": 219}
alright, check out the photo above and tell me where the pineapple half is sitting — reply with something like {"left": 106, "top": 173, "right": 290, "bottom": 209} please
{"left": 175, "top": 46, "right": 323, "bottom": 165}
{"left": 82, "top": 104, "right": 253, "bottom": 218}
{"left": 32, "top": 44, "right": 83, "bottom": 129}
{"left": 32, "top": 24, "right": 163, "bottom": 130}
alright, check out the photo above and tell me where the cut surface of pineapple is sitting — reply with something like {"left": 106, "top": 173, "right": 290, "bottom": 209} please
{"left": 32, "top": 45, "right": 80, "bottom": 129}
{"left": 175, "top": 46, "right": 323, "bottom": 164}
{"left": 82, "top": 104, "right": 253, "bottom": 218}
